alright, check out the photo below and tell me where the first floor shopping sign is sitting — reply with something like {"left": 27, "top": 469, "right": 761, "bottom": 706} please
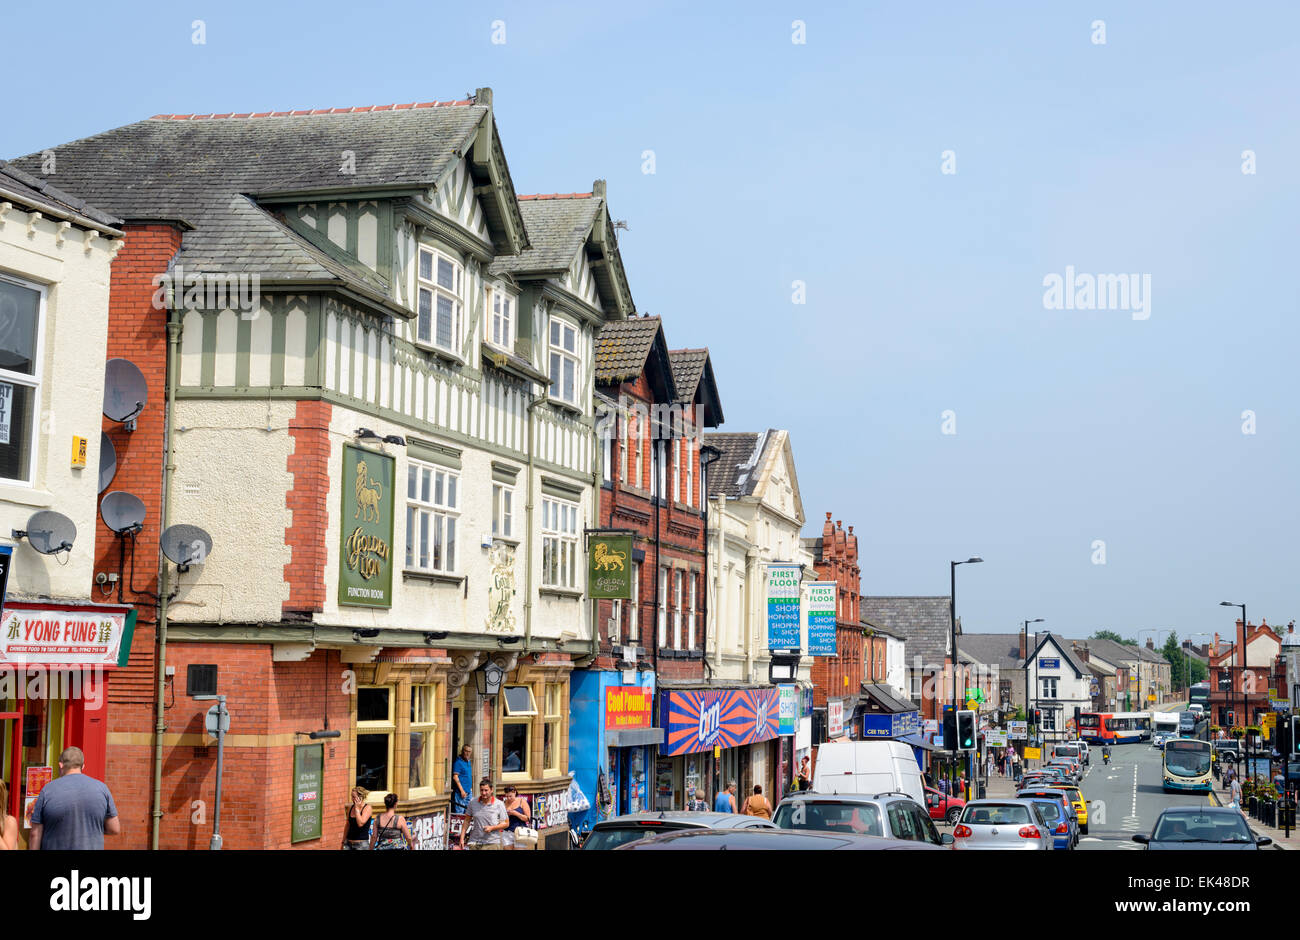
{"left": 766, "top": 564, "right": 801, "bottom": 651}
{"left": 806, "top": 581, "right": 837, "bottom": 655}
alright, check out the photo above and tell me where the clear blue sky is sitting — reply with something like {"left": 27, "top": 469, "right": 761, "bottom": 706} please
{"left": 7, "top": 1, "right": 1298, "bottom": 643}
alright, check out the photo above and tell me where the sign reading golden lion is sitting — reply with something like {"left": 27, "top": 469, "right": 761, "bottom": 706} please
{"left": 339, "top": 444, "right": 395, "bottom": 608}
{"left": 588, "top": 533, "right": 633, "bottom": 600}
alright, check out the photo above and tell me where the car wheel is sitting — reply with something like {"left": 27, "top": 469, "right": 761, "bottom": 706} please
{"left": 946, "top": 807, "right": 961, "bottom": 826}
{"left": 1080, "top": 823, "right": 1088, "bottom": 835}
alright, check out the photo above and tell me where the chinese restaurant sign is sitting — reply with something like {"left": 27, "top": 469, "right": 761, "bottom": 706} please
{"left": 766, "top": 564, "right": 802, "bottom": 651}
{"left": 660, "top": 688, "right": 781, "bottom": 756}
{"left": 806, "top": 581, "right": 837, "bottom": 655}
{"left": 588, "top": 534, "right": 633, "bottom": 599}
{"left": 0, "top": 606, "right": 137, "bottom": 667}
{"left": 605, "top": 685, "right": 652, "bottom": 730}
{"left": 339, "top": 444, "right": 395, "bottom": 608}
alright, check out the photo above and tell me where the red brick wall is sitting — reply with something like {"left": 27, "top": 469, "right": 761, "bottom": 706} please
{"left": 810, "top": 513, "right": 864, "bottom": 709}
{"left": 284, "top": 399, "right": 332, "bottom": 617}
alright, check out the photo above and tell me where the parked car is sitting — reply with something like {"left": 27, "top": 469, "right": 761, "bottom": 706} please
{"left": 581, "top": 811, "right": 775, "bottom": 850}
{"left": 951, "top": 799, "right": 1054, "bottom": 851}
{"left": 772, "top": 791, "right": 953, "bottom": 847}
{"left": 810, "top": 740, "right": 926, "bottom": 804}
{"left": 923, "top": 786, "right": 966, "bottom": 825}
{"left": 1152, "top": 732, "right": 1172, "bottom": 750}
{"left": 615, "top": 827, "right": 945, "bottom": 850}
{"left": 1048, "top": 783, "right": 1089, "bottom": 834}
{"left": 1214, "top": 741, "right": 1241, "bottom": 764}
{"left": 1133, "top": 807, "right": 1272, "bottom": 850}
{"left": 1075, "top": 740, "right": 1090, "bottom": 765}
{"left": 1052, "top": 743, "right": 1085, "bottom": 766}
{"left": 1017, "top": 790, "right": 1080, "bottom": 849}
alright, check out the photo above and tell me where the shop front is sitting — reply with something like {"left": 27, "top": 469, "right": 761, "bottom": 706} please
{"left": 0, "top": 601, "right": 136, "bottom": 846}
{"left": 658, "top": 686, "right": 781, "bottom": 810}
{"left": 568, "top": 669, "right": 660, "bottom": 828}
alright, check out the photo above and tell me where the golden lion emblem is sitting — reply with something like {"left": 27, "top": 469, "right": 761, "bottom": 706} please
{"left": 593, "top": 542, "right": 626, "bottom": 572}
{"left": 355, "top": 461, "right": 383, "bottom": 523}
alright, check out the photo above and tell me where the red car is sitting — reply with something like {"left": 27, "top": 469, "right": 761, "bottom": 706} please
{"left": 924, "top": 786, "right": 966, "bottom": 825}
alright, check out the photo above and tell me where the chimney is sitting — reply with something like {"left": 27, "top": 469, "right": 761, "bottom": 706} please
{"left": 474, "top": 87, "right": 493, "bottom": 107}
{"left": 1146, "top": 638, "right": 1154, "bottom": 650}
{"left": 1019, "top": 633, "right": 1026, "bottom": 660}
{"left": 592, "top": 179, "right": 606, "bottom": 200}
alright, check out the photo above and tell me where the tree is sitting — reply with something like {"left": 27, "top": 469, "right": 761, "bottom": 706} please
{"left": 1092, "top": 629, "right": 1139, "bottom": 646}
{"left": 1161, "top": 633, "right": 1183, "bottom": 690}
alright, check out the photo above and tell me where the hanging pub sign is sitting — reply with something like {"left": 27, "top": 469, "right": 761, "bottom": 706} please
{"left": 766, "top": 564, "right": 802, "bottom": 651}
{"left": 339, "top": 444, "right": 395, "bottom": 608}
{"left": 806, "top": 581, "right": 837, "bottom": 655}
{"left": 588, "top": 533, "right": 633, "bottom": 599}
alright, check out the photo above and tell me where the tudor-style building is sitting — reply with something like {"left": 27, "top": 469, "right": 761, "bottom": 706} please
{"left": 13, "top": 89, "right": 635, "bottom": 849}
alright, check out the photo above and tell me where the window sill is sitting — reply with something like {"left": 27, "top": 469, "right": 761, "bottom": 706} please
{"left": 539, "top": 587, "right": 583, "bottom": 601}
{"left": 414, "top": 341, "right": 466, "bottom": 368}
{"left": 403, "top": 570, "right": 466, "bottom": 586}
{"left": 0, "top": 485, "right": 52, "bottom": 509}
{"left": 545, "top": 397, "right": 585, "bottom": 418}
{"left": 491, "top": 537, "right": 520, "bottom": 548}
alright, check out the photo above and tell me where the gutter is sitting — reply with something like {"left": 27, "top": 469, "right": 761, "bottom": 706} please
{"left": 0, "top": 188, "right": 124, "bottom": 238}
{"left": 523, "top": 392, "right": 543, "bottom": 648}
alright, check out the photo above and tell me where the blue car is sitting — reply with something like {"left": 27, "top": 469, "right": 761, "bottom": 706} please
{"left": 1018, "top": 791, "right": 1079, "bottom": 850}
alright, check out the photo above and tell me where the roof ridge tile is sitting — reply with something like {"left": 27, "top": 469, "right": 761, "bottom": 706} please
{"left": 149, "top": 99, "right": 476, "bottom": 121}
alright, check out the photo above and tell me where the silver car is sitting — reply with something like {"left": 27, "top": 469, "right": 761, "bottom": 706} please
{"left": 952, "top": 799, "right": 1053, "bottom": 851}
{"left": 772, "top": 791, "right": 953, "bottom": 847}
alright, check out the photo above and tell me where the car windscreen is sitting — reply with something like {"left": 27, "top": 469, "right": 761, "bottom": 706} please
{"left": 961, "top": 804, "right": 1031, "bottom": 826}
{"left": 1153, "top": 813, "right": 1252, "bottom": 843}
{"left": 1027, "top": 800, "right": 1063, "bottom": 823}
{"left": 584, "top": 824, "right": 693, "bottom": 850}
{"left": 772, "top": 801, "right": 883, "bottom": 837}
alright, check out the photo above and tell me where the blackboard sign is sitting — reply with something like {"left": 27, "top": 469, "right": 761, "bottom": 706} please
{"left": 292, "top": 744, "right": 323, "bottom": 843}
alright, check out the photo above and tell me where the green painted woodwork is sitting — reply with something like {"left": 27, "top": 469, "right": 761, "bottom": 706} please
{"left": 408, "top": 436, "right": 461, "bottom": 469}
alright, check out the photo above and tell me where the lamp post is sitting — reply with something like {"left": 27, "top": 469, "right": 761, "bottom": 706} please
{"left": 1221, "top": 602, "right": 1250, "bottom": 789}
{"left": 951, "top": 557, "right": 983, "bottom": 798}
{"left": 1023, "top": 619, "right": 1043, "bottom": 752}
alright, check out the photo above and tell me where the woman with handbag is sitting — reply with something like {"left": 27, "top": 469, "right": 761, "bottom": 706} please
{"left": 370, "top": 793, "right": 415, "bottom": 850}
{"left": 502, "top": 785, "right": 531, "bottom": 849}
{"left": 740, "top": 784, "right": 772, "bottom": 819}
{"left": 341, "top": 786, "right": 372, "bottom": 850}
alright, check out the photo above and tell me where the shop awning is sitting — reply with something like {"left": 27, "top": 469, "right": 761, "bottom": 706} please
{"left": 898, "top": 732, "right": 935, "bottom": 752}
{"left": 861, "top": 682, "right": 917, "bottom": 714}
{"left": 605, "top": 728, "right": 664, "bottom": 748}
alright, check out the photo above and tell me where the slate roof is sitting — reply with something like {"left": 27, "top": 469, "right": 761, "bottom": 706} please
{"left": 1136, "top": 645, "right": 1166, "bottom": 664}
{"left": 1074, "top": 637, "right": 1142, "bottom": 669}
{"left": 958, "top": 633, "right": 1024, "bottom": 671}
{"left": 861, "top": 683, "right": 915, "bottom": 714}
{"left": 704, "top": 431, "right": 768, "bottom": 498}
{"left": 489, "top": 195, "right": 600, "bottom": 275}
{"left": 860, "top": 617, "right": 904, "bottom": 641}
{"left": 0, "top": 160, "right": 122, "bottom": 234}
{"left": 668, "top": 348, "right": 724, "bottom": 427}
{"left": 1029, "top": 632, "right": 1090, "bottom": 678}
{"left": 594, "top": 316, "right": 666, "bottom": 383}
{"left": 6, "top": 100, "right": 513, "bottom": 309}
{"left": 860, "top": 597, "right": 952, "bottom": 668}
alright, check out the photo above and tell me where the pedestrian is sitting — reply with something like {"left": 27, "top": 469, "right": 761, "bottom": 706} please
{"left": 502, "top": 785, "right": 530, "bottom": 850}
{"left": 713, "top": 780, "right": 737, "bottom": 813}
{"left": 29, "top": 747, "right": 119, "bottom": 850}
{"left": 1229, "top": 773, "right": 1243, "bottom": 812}
{"left": 370, "top": 793, "right": 415, "bottom": 850}
{"left": 460, "top": 779, "right": 509, "bottom": 850}
{"left": 451, "top": 745, "right": 473, "bottom": 815}
{"left": 741, "top": 784, "right": 773, "bottom": 819}
{"left": 798, "top": 756, "right": 812, "bottom": 791}
{"left": 340, "top": 786, "right": 372, "bottom": 850}
{"left": 0, "top": 779, "right": 16, "bottom": 850}
{"left": 687, "top": 788, "right": 709, "bottom": 811}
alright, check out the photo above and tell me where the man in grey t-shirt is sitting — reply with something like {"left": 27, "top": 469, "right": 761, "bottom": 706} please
{"left": 459, "top": 779, "right": 508, "bottom": 850}
{"left": 30, "top": 747, "right": 120, "bottom": 850}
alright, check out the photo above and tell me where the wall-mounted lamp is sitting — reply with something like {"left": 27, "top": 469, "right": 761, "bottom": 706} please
{"left": 296, "top": 729, "right": 342, "bottom": 740}
{"left": 354, "top": 428, "right": 383, "bottom": 442}
{"left": 497, "top": 635, "right": 522, "bottom": 647}
{"left": 475, "top": 660, "right": 506, "bottom": 696}
{"left": 352, "top": 628, "right": 380, "bottom": 641}
{"left": 423, "top": 631, "right": 449, "bottom": 645}
{"left": 383, "top": 434, "right": 407, "bottom": 446}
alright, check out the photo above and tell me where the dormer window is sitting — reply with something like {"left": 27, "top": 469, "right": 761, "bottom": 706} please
{"left": 548, "top": 317, "right": 578, "bottom": 406}
{"left": 417, "top": 247, "right": 463, "bottom": 354}
{"left": 486, "top": 284, "right": 515, "bottom": 351}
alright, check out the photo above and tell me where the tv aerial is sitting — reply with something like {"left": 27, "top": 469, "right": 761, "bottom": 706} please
{"left": 12, "top": 510, "right": 77, "bottom": 555}
{"left": 161, "top": 524, "right": 213, "bottom": 573}
{"left": 99, "top": 432, "right": 117, "bottom": 494}
{"left": 103, "top": 358, "right": 148, "bottom": 431}
{"left": 100, "top": 491, "right": 147, "bottom": 536}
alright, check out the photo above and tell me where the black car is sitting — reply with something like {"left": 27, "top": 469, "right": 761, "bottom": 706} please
{"left": 615, "top": 827, "right": 946, "bottom": 850}
{"left": 581, "top": 811, "right": 776, "bottom": 850}
{"left": 1132, "top": 806, "right": 1272, "bottom": 850}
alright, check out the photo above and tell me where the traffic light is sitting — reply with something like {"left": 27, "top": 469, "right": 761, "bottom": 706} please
{"left": 957, "top": 710, "right": 977, "bottom": 751}
{"left": 1031, "top": 708, "right": 1042, "bottom": 728}
{"left": 1291, "top": 715, "right": 1300, "bottom": 756}
{"left": 942, "top": 708, "right": 957, "bottom": 750}
{"left": 1277, "top": 717, "right": 1293, "bottom": 756}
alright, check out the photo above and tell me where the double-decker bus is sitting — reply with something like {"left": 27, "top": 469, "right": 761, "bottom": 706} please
{"left": 1188, "top": 682, "right": 1210, "bottom": 711}
{"left": 1163, "top": 737, "right": 1213, "bottom": 792}
{"left": 1078, "top": 711, "right": 1152, "bottom": 744}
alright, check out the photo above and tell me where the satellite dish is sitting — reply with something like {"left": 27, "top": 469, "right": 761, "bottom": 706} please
{"left": 100, "top": 491, "right": 147, "bottom": 535}
{"left": 14, "top": 511, "right": 77, "bottom": 555}
{"left": 161, "top": 524, "right": 213, "bottom": 570}
{"left": 99, "top": 433, "right": 117, "bottom": 494}
{"left": 104, "top": 358, "right": 148, "bottom": 430}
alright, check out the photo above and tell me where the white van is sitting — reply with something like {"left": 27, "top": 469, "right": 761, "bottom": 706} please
{"left": 810, "top": 740, "right": 926, "bottom": 805}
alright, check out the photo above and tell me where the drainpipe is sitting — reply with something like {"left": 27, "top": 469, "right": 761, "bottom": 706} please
{"left": 151, "top": 300, "right": 181, "bottom": 850}
{"left": 524, "top": 393, "right": 542, "bottom": 648}
{"left": 587, "top": 403, "right": 601, "bottom": 664}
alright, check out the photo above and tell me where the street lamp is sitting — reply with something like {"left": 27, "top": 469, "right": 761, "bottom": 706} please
{"left": 1023, "top": 619, "right": 1044, "bottom": 744}
{"left": 951, "top": 557, "right": 983, "bottom": 798}
{"left": 1221, "top": 602, "right": 1250, "bottom": 787}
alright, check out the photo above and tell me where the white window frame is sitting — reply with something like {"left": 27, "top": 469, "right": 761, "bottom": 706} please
{"left": 657, "top": 566, "right": 669, "bottom": 648}
{"left": 492, "top": 482, "right": 515, "bottom": 541}
{"left": 405, "top": 461, "right": 459, "bottom": 574}
{"left": 610, "top": 599, "right": 622, "bottom": 644}
{"left": 619, "top": 411, "right": 629, "bottom": 484}
{"left": 601, "top": 431, "right": 612, "bottom": 485}
{"left": 1042, "top": 677, "right": 1058, "bottom": 700}
{"left": 547, "top": 317, "right": 580, "bottom": 406}
{"left": 416, "top": 246, "right": 464, "bottom": 354}
{"left": 688, "top": 574, "right": 697, "bottom": 649}
{"left": 629, "top": 561, "right": 640, "bottom": 641}
{"left": 684, "top": 431, "right": 694, "bottom": 508}
{"left": 656, "top": 441, "right": 667, "bottom": 502}
{"left": 0, "top": 273, "right": 46, "bottom": 487}
{"left": 408, "top": 683, "right": 437, "bottom": 796}
{"left": 1042, "top": 709, "right": 1057, "bottom": 732}
{"left": 673, "top": 569, "right": 683, "bottom": 649}
{"left": 673, "top": 438, "right": 681, "bottom": 504}
{"left": 486, "top": 283, "right": 515, "bottom": 351}
{"left": 541, "top": 495, "right": 580, "bottom": 589}
{"left": 634, "top": 414, "right": 643, "bottom": 488}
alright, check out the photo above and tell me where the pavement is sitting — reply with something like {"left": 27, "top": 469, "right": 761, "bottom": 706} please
{"left": 1214, "top": 773, "right": 1297, "bottom": 850}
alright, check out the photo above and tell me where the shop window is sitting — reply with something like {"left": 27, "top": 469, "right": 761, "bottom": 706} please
{"left": 543, "top": 683, "right": 564, "bottom": 775}
{"left": 356, "top": 686, "right": 394, "bottom": 794}
{"left": 408, "top": 684, "right": 436, "bottom": 794}
{"left": 502, "top": 685, "right": 536, "bottom": 778}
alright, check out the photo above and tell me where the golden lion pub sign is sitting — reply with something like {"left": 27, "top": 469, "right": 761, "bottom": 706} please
{"left": 339, "top": 444, "right": 395, "bottom": 608}
{"left": 588, "top": 533, "right": 633, "bottom": 600}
